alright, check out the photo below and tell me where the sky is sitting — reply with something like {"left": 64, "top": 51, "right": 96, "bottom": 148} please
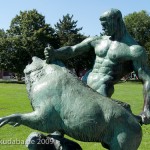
{"left": 0, "top": 0, "right": 150, "bottom": 36}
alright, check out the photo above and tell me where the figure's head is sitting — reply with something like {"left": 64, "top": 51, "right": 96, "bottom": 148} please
{"left": 100, "top": 8, "right": 126, "bottom": 40}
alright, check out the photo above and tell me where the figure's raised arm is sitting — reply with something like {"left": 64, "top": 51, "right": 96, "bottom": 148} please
{"left": 44, "top": 37, "right": 95, "bottom": 63}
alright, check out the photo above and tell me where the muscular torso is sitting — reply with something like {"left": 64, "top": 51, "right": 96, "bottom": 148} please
{"left": 87, "top": 36, "right": 136, "bottom": 96}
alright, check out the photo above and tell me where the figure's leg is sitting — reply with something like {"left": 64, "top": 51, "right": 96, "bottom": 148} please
{"left": 0, "top": 111, "right": 46, "bottom": 132}
{"left": 96, "top": 83, "right": 114, "bottom": 97}
{"left": 106, "top": 83, "right": 114, "bottom": 97}
{"left": 81, "top": 69, "right": 92, "bottom": 84}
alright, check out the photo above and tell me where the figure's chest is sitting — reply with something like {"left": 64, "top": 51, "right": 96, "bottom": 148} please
{"left": 93, "top": 39, "right": 131, "bottom": 62}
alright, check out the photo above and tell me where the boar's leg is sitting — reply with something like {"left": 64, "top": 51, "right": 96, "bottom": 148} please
{"left": 0, "top": 111, "right": 45, "bottom": 131}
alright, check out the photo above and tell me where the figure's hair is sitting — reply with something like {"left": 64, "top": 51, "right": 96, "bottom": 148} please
{"left": 100, "top": 8, "right": 126, "bottom": 40}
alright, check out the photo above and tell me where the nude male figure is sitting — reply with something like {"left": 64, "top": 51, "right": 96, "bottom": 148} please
{"left": 45, "top": 8, "right": 150, "bottom": 125}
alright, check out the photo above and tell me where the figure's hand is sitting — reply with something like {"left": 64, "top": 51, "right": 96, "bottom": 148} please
{"left": 140, "top": 111, "right": 150, "bottom": 125}
{"left": 44, "top": 45, "right": 55, "bottom": 64}
{"left": 0, "top": 114, "right": 21, "bottom": 127}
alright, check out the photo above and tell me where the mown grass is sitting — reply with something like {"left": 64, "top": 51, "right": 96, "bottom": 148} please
{"left": 0, "top": 82, "right": 150, "bottom": 150}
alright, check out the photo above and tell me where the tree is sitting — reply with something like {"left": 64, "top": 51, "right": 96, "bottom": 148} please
{"left": 55, "top": 14, "right": 95, "bottom": 74}
{"left": 8, "top": 9, "right": 59, "bottom": 57}
{"left": 55, "top": 14, "right": 86, "bottom": 47}
{"left": 0, "top": 29, "right": 6, "bottom": 38}
{"left": 0, "top": 29, "right": 7, "bottom": 71}
{"left": 124, "top": 10, "right": 150, "bottom": 63}
{"left": 0, "top": 36, "right": 30, "bottom": 80}
{"left": 1, "top": 9, "right": 58, "bottom": 80}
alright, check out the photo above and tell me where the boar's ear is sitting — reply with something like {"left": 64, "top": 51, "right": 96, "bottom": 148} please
{"left": 32, "top": 56, "right": 43, "bottom": 64}
{"left": 24, "top": 57, "right": 44, "bottom": 74}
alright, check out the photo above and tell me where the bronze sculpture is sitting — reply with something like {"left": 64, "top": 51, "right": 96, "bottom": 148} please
{"left": 0, "top": 8, "right": 148, "bottom": 150}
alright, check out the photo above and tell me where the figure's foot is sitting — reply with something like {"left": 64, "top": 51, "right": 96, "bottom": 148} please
{"left": 140, "top": 111, "right": 150, "bottom": 125}
{"left": 0, "top": 114, "right": 21, "bottom": 127}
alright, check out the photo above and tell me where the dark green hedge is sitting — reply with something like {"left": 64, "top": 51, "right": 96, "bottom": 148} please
{"left": 0, "top": 80, "right": 25, "bottom": 84}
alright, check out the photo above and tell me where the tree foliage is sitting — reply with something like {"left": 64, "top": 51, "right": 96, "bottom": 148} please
{"left": 124, "top": 10, "right": 150, "bottom": 62}
{"left": 0, "top": 9, "right": 58, "bottom": 79}
{"left": 7, "top": 9, "right": 58, "bottom": 57}
{"left": 0, "top": 11, "right": 91, "bottom": 79}
{"left": 55, "top": 14, "right": 86, "bottom": 47}
{"left": 0, "top": 29, "right": 7, "bottom": 70}
{"left": 0, "top": 37, "right": 30, "bottom": 79}
{"left": 0, "top": 29, "right": 6, "bottom": 38}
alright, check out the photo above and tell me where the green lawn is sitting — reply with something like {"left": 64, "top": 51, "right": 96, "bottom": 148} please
{"left": 0, "top": 82, "right": 150, "bottom": 150}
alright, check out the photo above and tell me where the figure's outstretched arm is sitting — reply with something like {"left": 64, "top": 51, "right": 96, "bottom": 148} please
{"left": 132, "top": 46, "right": 150, "bottom": 124}
{"left": 44, "top": 37, "right": 95, "bottom": 63}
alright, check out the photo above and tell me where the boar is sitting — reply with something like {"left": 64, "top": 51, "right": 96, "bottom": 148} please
{"left": 0, "top": 57, "right": 142, "bottom": 150}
